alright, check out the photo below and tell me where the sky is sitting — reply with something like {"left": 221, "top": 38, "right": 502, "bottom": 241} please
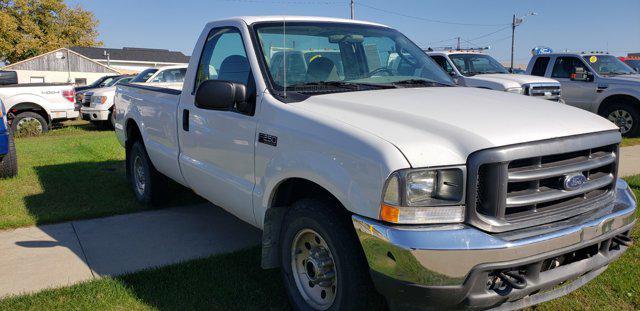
{"left": 65, "top": 0, "right": 640, "bottom": 67}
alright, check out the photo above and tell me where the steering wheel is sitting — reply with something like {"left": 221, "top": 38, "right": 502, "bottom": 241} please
{"left": 368, "top": 67, "right": 394, "bottom": 77}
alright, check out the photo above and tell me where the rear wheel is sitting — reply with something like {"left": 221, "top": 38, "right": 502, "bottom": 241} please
{"left": 601, "top": 103, "right": 640, "bottom": 137}
{"left": 280, "top": 199, "right": 383, "bottom": 311}
{"left": 11, "top": 112, "right": 48, "bottom": 136}
{"left": 127, "top": 140, "right": 167, "bottom": 204}
{"left": 0, "top": 130, "right": 18, "bottom": 178}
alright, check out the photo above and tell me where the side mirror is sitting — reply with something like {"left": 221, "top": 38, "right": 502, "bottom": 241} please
{"left": 570, "top": 68, "right": 593, "bottom": 82}
{"left": 195, "top": 80, "right": 247, "bottom": 111}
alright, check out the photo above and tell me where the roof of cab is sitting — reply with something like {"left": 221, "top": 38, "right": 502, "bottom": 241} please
{"left": 210, "top": 16, "right": 389, "bottom": 28}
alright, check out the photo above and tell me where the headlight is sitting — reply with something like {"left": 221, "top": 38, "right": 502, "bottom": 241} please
{"left": 505, "top": 87, "right": 524, "bottom": 94}
{"left": 380, "top": 167, "right": 465, "bottom": 224}
{"left": 91, "top": 96, "right": 107, "bottom": 104}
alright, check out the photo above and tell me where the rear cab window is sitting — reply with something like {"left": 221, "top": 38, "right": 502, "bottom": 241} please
{"left": 530, "top": 57, "right": 550, "bottom": 76}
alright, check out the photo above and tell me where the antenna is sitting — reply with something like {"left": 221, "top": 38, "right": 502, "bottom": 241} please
{"left": 283, "top": 16, "right": 287, "bottom": 98}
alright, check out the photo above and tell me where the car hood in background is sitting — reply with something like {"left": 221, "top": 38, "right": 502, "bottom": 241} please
{"left": 90, "top": 86, "right": 117, "bottom": 96}
{"left": 293, "top": 87, "right": 618, "bottom": 167}
{"left": 470, "top": 73, "right": 560, "bottom": 85}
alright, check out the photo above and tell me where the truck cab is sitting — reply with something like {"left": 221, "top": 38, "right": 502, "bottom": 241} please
{"left": 427, "top": 50, "right": 563, "bottom": 101}
{"left": 527, "top": 52, "right": 640, "bottom": 136}
{"left": 114, "top": 16, "right": 636, "bottom": 311}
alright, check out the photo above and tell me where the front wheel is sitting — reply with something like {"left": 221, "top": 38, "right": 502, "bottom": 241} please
{"left": 280, "top": 199, "right": 383, "bottom": 311}
{"left": 601, "top": 103, "right": 640, "bottom": 137}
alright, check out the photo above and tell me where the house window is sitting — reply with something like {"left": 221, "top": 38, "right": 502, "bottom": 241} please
{"left": 75, "top": 78, "right": 87, "bottom": 86}
{"left": 30, "top": 76, "right": 45, "bottom": 83}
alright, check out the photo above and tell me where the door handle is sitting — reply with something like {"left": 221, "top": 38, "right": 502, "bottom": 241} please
{"left": 182, "top": 109, "right": 189, "bottom": 131}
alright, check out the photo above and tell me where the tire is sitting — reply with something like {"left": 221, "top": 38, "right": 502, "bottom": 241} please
{"left": 127, "top": 140, "right": 167, "bottom": 205}
{"left": 280, "top": 198, "right": 383, "bottom": 311}
{"left": 109, "top": 110, "right": 116, "bottom": 130}
{"left": 600, "top": 103, "right": 640, "bottom": 137}
{"left": 11, "top": 112, "right": 48, "bottom": 136}
{"left": 0, "top": 130, "right": 18, "bottom": 178}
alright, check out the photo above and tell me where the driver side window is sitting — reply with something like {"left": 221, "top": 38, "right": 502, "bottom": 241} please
{"left": 196, "top": 27, "right": 251, "bottom": 90}
{"left": 551, "top": 57, "right": 589, "bottom": 79}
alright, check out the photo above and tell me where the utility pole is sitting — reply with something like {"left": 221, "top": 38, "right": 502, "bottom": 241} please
{"left": 510, "top": 14, "right": 516, "bottom": 72}
{"left": 350, "top": 0, "right": 355, "bottom": 19}
{"left": 510, "top": 12, "right": 536, "bottom": 72}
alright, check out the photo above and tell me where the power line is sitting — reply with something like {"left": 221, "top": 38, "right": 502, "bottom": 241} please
{"left": 356, "top": 2, "right": 510, "bottom": 27}
{"left": 216, "top": 0, "right": 343, "bottom": 4}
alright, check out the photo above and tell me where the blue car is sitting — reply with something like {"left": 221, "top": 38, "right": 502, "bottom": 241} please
{"left": 0, "top": 100, "right": 18, "bottom": 178}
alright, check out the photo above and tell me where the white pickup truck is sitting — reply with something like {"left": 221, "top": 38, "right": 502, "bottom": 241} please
{"left": 115, "top": 16, "right": 636, "bottom": 310}
{"left": 427, "top": 50, "right": 563, "bottom": 102}
{"left": 0, "top": 71, "right": 77, "bottom": 135}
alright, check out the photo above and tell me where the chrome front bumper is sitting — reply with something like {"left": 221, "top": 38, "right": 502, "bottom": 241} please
{"left": 352, "top": 179, "right": 636, "bottom": 310}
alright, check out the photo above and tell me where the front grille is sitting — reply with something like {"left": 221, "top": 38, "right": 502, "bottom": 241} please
{"left": 466, "top": 131, "right": 620, "bottom": 232}
{"left": 525, "top": 83, "right": 561, "bottom": 100}
{"left": 82, "top": 93, "right": 92, "bottom": 107}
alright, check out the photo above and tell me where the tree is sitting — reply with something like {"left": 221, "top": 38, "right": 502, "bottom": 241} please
{"left": 0, "top": 0, "right": 102, "bottom": 64}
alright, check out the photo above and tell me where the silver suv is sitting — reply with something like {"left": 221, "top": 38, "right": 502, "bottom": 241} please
{"left": 526, "top": 53, "right": 640, "bottom": 136}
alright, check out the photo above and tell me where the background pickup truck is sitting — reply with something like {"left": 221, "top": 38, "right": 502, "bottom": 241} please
{"left": 115, "top": 16, "right": 636, "bottom": 310}
{"left": 0, "top": 70, "right": 77, "bottom": 136}
{"left": 527, "top": 52, "right": 640, "bottom": 137}
{"left": 427, "top": 50, "right": 563, "bottom": 101}
{"left": 80, "top": 66, "right": 186, "bottom": 129}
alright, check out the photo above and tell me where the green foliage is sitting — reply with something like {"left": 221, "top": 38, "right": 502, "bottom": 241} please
{"left": 0, "top": 0, "right": 102, "bottom": 64}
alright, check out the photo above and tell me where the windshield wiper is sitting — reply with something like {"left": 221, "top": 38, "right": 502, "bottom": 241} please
{"left": 287, "top": 81, "right": 394, "bottom": 91}
{"left": 390, "top": 79, "right": 452, "bottom": 87}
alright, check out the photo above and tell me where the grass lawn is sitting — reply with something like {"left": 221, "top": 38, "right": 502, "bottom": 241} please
{"left": 0, "top": 121, "right": 202, "bottom": 230}
{"left": 1, "top": 177, "right": 637, "bottom": 310}
{"left": 622, "top": 137, "right": 640, "bottom": 147}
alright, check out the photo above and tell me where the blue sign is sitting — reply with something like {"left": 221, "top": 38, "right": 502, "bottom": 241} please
{"left": 532, "top": 46, "right": 553, "bottom": 55}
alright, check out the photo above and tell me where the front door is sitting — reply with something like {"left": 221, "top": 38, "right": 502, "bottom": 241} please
{"left": 177, "top": 27, "right": 258, "bottom": 225}
{"left": 550, "top": 57, "right": 597, "bottom": 110}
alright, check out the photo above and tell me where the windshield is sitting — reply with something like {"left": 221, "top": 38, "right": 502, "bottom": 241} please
{"left": 624, "top": 60, "right": 640, "bottom": 71}
{"left": 253, "top": 22, "right": 453, "bottom": 93}
{"left": 584, "top": 55, "right": 636, "bottom": 76}
{"left": 449, "top": 53, "right": 509, "bottom": 76}
{"left": 130, "top": 69, "right": 158, "bottom": 83}
{"left": 98, "top": 77, "right": 117, "bottom": 87}
{"left": 105, "top": 76, "right": 126, "bottom": 87}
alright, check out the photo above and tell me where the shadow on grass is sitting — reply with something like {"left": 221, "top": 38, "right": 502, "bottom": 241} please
{"left": 23, "top": 160, "right": 204, "bottom": 226}
{"left": 116, "top": 248, "right": 291, "bottom": 310}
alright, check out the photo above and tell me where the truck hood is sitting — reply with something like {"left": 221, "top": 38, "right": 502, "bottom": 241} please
{"left": 599, "top": 74, "right": 640, "bottom": 86}
{"left": 468, "top": 73, "right": 560, "bottom": 86}
{"left": 292, "top": 87, "right": 618, "bottom": 167}
{"left": 90, "top": 86, "right": 117, "bottom": 96}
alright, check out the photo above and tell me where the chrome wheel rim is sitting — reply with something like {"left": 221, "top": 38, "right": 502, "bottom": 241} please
{"left": 291, "top": 229, "right": 337, "bottom": 310}
{"left": 133, "top": 155, "right": 146, "bottom": 195}
{"left": 16, "top": 117, "right": 43, "bottom": 134}
{"left": 607, "top": 109, "right": 633, "bottom": 134}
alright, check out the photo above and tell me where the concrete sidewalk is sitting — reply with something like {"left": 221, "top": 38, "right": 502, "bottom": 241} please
{"left": 620, "top": 145, "right": 640, "bottom": 177}
{"left": 0, "top": 204, "right": 261, "bottom": 298}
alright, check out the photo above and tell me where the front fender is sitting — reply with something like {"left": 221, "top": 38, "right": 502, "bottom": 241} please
{"left": 594, "top": 88, "right": 640, "bottom": 112}
{"left": 253, "top": 95, "right": 410, "bottom": 228}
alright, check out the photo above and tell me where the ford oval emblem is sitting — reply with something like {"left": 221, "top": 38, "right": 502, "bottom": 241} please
{"left": 563, "top": 173, "right": 587, "bottom": 191}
